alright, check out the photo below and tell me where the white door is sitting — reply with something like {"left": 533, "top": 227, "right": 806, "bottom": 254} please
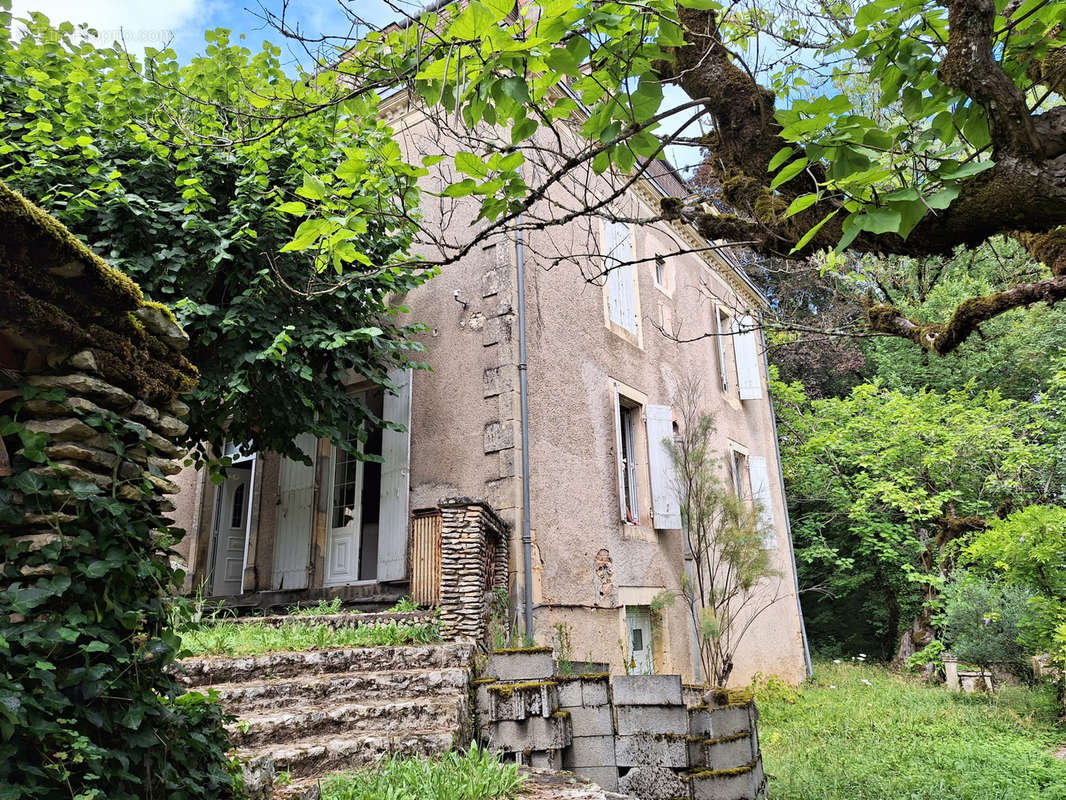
{"left": 272, "top": 433, "right": 318, "bottom": 590}
{"left": 324, "top": 441, "right": 363, "bottom": 587}
{"left": 626, "top": 607, "right": 655, "bottom": 675}
{"left": 377, "top": 368, "right": 412, "bottom": 581}
{"left": 212, "top": 472, "right": 250, "bottom": 596}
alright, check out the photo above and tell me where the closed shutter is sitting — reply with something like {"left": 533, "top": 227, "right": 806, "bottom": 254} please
{"left": 747, "top": 455, "right": 777, "bottom": 548}
{"left": 714, "top": 301, "right": 729, "bottom": 391}
{"left": 735, "top": 314, "right": 763, "bottom": 400}
{"left": 605, "top": 221, "right": 637, "bottom": 333}
{"left": 377, "top": 368, "right": 412, "bottom": 581}
{"left": 646, "top": 404, "right": 681, "bottom": 530}
{"left": 613, "top": 384, "right": 627, "bottom": 523}
{"left": 272, "top": 433, "right": 317, "bottom": 591}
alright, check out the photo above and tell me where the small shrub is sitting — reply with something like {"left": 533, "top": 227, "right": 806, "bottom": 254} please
{"left": 937, "top": 575, "right": 1031, "bottom": 685}
{"left": 288, "top": 598, "right": 345, "bottom": 616}
{"left": 388, "top": 595, "right": 420, "bottom": 613}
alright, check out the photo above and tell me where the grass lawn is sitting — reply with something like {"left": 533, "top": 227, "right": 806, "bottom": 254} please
{"left": 317, "top": 746, "right": 525, "bottom": 800}
{"left": 759, "top": 660, "right": 1066, "bottom": 800}
{"left": 179, "top": 618, "right": 440, "bottom": 657}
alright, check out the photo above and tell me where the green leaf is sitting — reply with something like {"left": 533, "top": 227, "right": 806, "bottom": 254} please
{"left": 784, "top": 193, "right": 819, "bottom": 218}
{"left": 770, "top": 157, "right": 809, "bottom": 190}
{"left": 296, "top": 174, "right": 326, "bottom": 201}
{"left": 790, "top": 209, "right": 838, "bottom": 254}
{"left": 277, "top": 201, "right": 307, "bottom": 215}
{"left": 768, "top": 147, "right": 794, "bottom": 172}
{"left": 455, "top": 151, "right": 488, "bottom": 178}
{"left": 496, "top": 76, "right": 530, "bottom": 104}
{"left": 629, "top": 77, "right": 663, "bottom": 122}
{"left": 854, "top": 206, "right": 903, "bottom": 234}
{"left": 938, "top": 161, "right": 995, "bottom": 181}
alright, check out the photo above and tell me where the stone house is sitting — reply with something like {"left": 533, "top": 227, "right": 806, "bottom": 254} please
{"left": 173, "top": 78, "right": 809, "bottom": 688}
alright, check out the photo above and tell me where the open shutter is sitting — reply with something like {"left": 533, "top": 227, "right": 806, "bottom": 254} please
{"left": 605, "top": 221, "right": 637, "bottom": 333}
{"left": 646, "top": 405, "right": 681, "bottom": 530}
{"left": 735, "top": 314, "right": 763, "bottom": 400}
{"left": 272, "top": 433, "right": 317, "bottom": 590}
{"left": 714, "top": 302, "right": 729, "bottom": 391}
{"left": 747, "top": 455, "right": 777, "bottom": 548}
{"left": 612, "top": 384, "right": 627, "bottom": 523}
{"left": 377, "top": 368, "right": 412, "bottom": 581}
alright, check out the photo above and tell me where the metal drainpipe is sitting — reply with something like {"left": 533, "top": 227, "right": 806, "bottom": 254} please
{"left": 515, "top": 217, "right": 535, "bottom": 641}
{"left": 759, "top": 313, "right": 813, "bottom": 677}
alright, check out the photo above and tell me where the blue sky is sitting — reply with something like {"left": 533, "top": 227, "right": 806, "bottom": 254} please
{"left": 9, "top": 1, "right": 406, "bottom": 65}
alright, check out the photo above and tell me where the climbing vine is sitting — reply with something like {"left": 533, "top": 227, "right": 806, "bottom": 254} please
{"left": 0, "top": 384, "right": 237, "bottom": 800}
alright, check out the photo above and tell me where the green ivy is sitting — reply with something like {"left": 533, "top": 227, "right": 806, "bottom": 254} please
{"left": 0, "top": 384, "right": 238, "bottom": 800}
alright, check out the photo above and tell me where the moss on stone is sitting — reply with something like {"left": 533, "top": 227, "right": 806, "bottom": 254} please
{"left": 490, "top": 645, "right": 553, "bottom": 654}
{"left": 684, "top": 757, "right": 759, "bottom": 779}
{"left": 486, "top": 680, "right": 557, "bottom": 697}
{"left": 553, "top": 672, "right": 609, "bottom": 683}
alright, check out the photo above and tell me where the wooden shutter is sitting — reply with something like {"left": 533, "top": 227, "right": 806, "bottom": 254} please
{"left": 747, "top": 455, "right": 777, "bottom": 548}
{"left": 714, "top": 301, "right": 729, "bottom": 391}
{"left": 272, "top": 434, "right": 316, "bottom": 590}
{"left": 605, "top": 221, "right": 637, "bottom": 333}
{"left": 646, "top": 404, "right": 681, "bottom": 530}
{"left": 735, "top": 314, "right": 763, "bottom": 400}
{"left": 377, "top": 368, "right": 412, "bottom": 581}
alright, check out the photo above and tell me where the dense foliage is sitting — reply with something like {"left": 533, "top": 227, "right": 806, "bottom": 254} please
{"left": 773, "top": 375, "right": 1056, "bottom": 659}
{"left": 0, "top": 5, "right": 430, "bottom": 462}
{"left": 0, "top": 388, "right": 237, "bottom": 799}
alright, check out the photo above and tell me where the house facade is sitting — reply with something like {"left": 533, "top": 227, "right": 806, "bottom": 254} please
{"left": 171, "top": 91, "right": 809, "bottom": 687}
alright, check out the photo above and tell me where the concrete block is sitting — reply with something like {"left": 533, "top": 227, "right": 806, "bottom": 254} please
{"left": 612, "top": 674, "right": 683, "bottom": 707}
{"left": 483, "top": 421, "right": 514, "bottom": 454}
{"left": 689, "top": 704, "right": 754, "bottom": 738}
{"left": 688, "top": 732, "right": 756, "bottom": 771}
{"left": 487, "top": 713, "right": 571, "bottom": 752}
{"left": 618, "top": 765, "right": 688, "bottom": 800}
{"left": 615, "top": 733, "right": 688, "bottom": 768}
{"left": 486, "top": 648, "right": 555, "bottom": 680}
{"left": 580, "top": 677, "right": 610, "bottom": 707}
{"left": 530, "top": 748, "right": 564, "bottom": 771}
{"left": 487, "top": 680, "right": 557, "bottom": 722}
{"left": 565, "top": 734, "right": 616, "bottom": 768}
{"left": 687, "top": 758, "right": 766, "bottom": 800}
{"left": 566, "top": 704, "right": 614, "bottom": 738}
{"left": 573, "top": 766, "right": 619, "bottom": 792}
{"left": 615, "top": 705, "right": 689, "bottom": 736}
{"left": 557, "top": 680, "right": 583, "bottom": 708}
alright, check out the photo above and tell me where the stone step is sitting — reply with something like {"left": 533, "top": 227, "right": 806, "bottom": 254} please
{"left": 228, "top": 695, "right": 468, "bottom": 748}
{"left": 174, "top": 642, "right": 474, "bottom": 687}
{"left": 210, "top": 611, "right": 433, "bottom": 630}
{"left": 273, "top": 777, "right": 321, "bottom": 800}
{"left": 239, "top": 729, "right": 459, "bottom": 779}
{"left": 207, "top": 666, "right": 469, "bottom": 713}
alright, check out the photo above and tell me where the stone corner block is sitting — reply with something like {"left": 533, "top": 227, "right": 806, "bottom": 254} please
{"left": 486, "top": 648, "right": 555, "bottom": 680}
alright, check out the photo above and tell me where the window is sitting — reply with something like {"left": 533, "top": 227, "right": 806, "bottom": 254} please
{"left": 654, "top": 255, "right": 666, "bottom": 287}
{"left": 604, "top": 220, "right": 638, "bottom": 334}
{"left": 230, "top": 483, "right": 245, "bottom": 528}
{"left": 618, "top": 401, "right": 640, "bottom": 524}
{"left": 747, "top": 456, "right": 777, "bottom": 549}
{"left": 625, "top": 606, "right": 655, "bottom": 674}
{"left": 714, "top": 302, "right": 730, "bottom": 392}
{"left": 331, "top": 439, "right": 361, "bottom": 530}
{"left": 729, "top": 448, "right": 748, "bottom": 499}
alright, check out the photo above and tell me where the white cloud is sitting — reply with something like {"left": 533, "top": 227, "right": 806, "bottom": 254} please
{"left": 10, "top": 1, "right": 205, "bottom": 48}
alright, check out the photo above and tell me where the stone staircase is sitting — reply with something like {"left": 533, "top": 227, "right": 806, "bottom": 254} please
{"left": 174, "top": 642, "right": 475, "bottom": 799}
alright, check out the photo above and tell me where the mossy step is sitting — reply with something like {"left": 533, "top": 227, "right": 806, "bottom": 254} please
{"left": 228, "top": 695, "right": 467, "bottom": 748}
{"left": 239, "top": 728, "right": 460, "bottom": 779}
{"left": 204, "top": 666, "right": 470, "bottom": 712}
{"left": 173, "top": 642, "right": 474, "bottom": 686}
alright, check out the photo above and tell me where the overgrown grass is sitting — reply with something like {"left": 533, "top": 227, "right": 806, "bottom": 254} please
{"left": 319, "top": 746, "right": 524, "bottom": 800}
{"left": 179, "top": 619, "right": 440, "bottom": 657}
{"left": 758, "top": 660, "right": 1066, "bottom": 800}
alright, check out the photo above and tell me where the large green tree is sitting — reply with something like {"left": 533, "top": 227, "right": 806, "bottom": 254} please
{"left": 0, "top": 7, "right": 430, "bottom": 463}
{"left": 772, "top": 374, "right": 1057, "bottom": 659}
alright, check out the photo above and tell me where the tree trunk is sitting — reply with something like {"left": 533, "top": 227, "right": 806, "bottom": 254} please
{"left": 893, "top": 607, "right": 937, "bottom": 671}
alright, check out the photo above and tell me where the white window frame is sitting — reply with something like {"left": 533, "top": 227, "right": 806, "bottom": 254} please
{"left": 602, "top": 219, "right": 641, "bottom": 340}
{"left": 714, "top": 301, "right": 730, "bottom": 393}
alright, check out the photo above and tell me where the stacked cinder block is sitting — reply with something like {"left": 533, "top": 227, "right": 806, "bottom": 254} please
{"left": 614, "top": 675, "right": 690, "bottom": 800}
{"left": 557, "top": 665, "right": 617, "bottom": 790}
{"left": 476, "top": 647, "right": 572, "bottom": 769}
{"left": 685, "top": 698, "right": 767, "bottom": 800}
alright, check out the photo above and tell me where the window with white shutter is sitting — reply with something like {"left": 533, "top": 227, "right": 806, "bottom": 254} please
{"left": 645, "top": 404, "right": 681, "bottom": 530}
{"left": 613, "top": 385, "right": 640, "bottom": 525}
{"left": 747, "top": 455, "right": 777, "bottom": 548}
{"left": 604, "top": 221, "right": 638, "bottom": 334}
{"left": 734, "top": 313, "right": 763, "bottom": 400}
{"left": 714, "top": 302, "right": 729, "bottom": 392}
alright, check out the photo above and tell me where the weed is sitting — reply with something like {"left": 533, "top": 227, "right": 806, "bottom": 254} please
{"left": 388, "top": 596, "right": 420, "bottom": 613}
{"left": 553, "top": 622, "right": 574, "bottom": 676}
{"left": 287, "top": 597, "right": 345, "bottom": 616}
{"left": 275, "top": 771, "right": 292, "bottom": 787}
{"left": 179, "top": 619, "right": 440, "bottom": 657}
{"left": 320, "top": 744, "right": 524, "bottom": 800}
